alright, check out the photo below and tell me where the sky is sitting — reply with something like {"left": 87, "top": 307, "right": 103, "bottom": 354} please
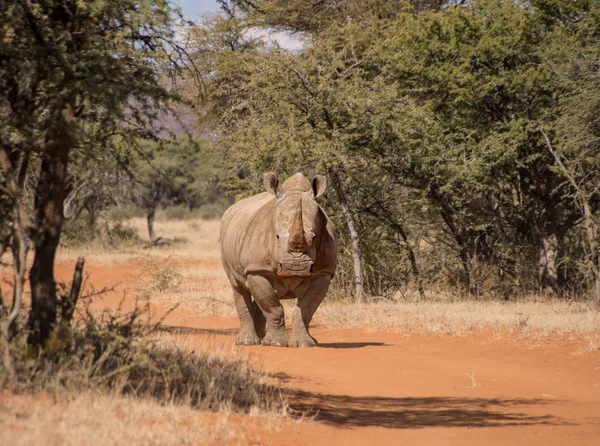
{"left": 174, "top": 0, "right": 303, "bottom": 51}
{"left": 176, "top": 0, "right": 221, "bottom": 19}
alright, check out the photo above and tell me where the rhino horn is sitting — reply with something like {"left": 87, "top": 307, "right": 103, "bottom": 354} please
{"left": 288, "top": 202, "right": 307, "bottom": 252}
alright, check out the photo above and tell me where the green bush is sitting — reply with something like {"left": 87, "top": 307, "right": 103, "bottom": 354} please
{"left": 62, "top": 214, "right": 98, "bottom": 246}
{"left": 107, "top": 205, "right": 145, "bottom": 221}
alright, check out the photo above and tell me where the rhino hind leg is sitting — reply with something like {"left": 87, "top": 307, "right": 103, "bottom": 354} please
{"left": 289, "top": 274, "right": 331, "bottom": 348}
{"left": 232, "top": 287, "right": 261, "bottom": 346}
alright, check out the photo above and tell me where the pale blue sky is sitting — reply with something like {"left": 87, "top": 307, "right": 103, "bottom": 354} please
{"left": 176, "top": 0, "right": 221, "bottom": 19}
{"left": 174, "top": 0, "right": 303, "bottom": 50}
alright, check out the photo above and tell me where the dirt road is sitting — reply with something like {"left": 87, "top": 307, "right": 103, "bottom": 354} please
{"left": 5, "top": 258, "right": 598, "bottom": 445}
{"left": 159, "top": 311, "right": 600, "bottom": 446}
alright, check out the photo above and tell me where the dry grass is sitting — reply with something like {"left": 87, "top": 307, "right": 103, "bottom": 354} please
{"left": 52, "top": 218, "right": 222, "bottom": 264}
{"left": 0, "top": 301, "right": 288, "bottom": 446}
{"left": 0, "top": 391, "right": 233, "bottom": 446}
{"left": 2, "top": 304, "right": 285, "bottom": 414}
{"left": 315, "top": 299, "right": 600, "bottom": 336}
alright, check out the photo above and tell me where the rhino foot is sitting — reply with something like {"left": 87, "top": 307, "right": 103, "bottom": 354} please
{"left": 261, "top": 331, "right": 289, "bottom": 347}
{"left": 235, "top": 332, "right": 261, "bottom": 346}
{"left": 262, "top": 338, "right": 289, "bottom": 347}
{"left": 289, "top": 338, "right": 317, "bottom": 348}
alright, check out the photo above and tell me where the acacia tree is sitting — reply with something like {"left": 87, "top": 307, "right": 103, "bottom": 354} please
{"left": 0, "top": 0, "right": 184, "bottom": 346}
{"left": 188, "top": 12, "right": 415, "bottom": 300}
{"left": 374, "top": 0, "right": 600, "bottom": 294}
{"left": 129, "top": 137, "right": 216, "bottom": 243}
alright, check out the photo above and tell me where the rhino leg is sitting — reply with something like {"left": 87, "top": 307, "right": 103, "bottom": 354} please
{"left": 289, "top": 274, "right": 331, "bottom": 348}
{"left": 232, "top": 287, "right": 262, "bottom": 346}
{"left": 247, "top": 275, "right": 289, "bottom": 347}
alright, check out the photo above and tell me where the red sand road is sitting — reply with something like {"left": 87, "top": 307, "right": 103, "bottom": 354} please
{"left": 4, "top": 260, "right": 600, "bottom": 445}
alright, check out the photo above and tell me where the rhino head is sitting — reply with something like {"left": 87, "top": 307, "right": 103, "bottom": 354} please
{"left": 264, "top": 172, "right": 327, "bottom": 278}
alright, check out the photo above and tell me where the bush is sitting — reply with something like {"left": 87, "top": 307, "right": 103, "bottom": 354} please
{"left": 107, "top": 205, "right": 145, "bottom": 221}
{"left": 108, "top": 222, "right": 142, "bottom": 247}
{"left": 158, "top": 205, "right": 193, "bottom": 220}
{"left": 0, "top": 302, "right": 284, "bottom": 414}
{"left": 62, "top": 214, "right": 98, "bottom": 246}
{"left": 156, "top": 199, "right": 232, "bottom": 221}
{"left": 136, "top": 258, "right": 183, "bottom": 300}
{"left": 194, "top": 197, "right": 232, "bottom": 220}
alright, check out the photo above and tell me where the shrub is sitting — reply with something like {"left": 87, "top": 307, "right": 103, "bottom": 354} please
{"left": 107, "top": 205, "right": 145, "bottom": 221}
{"left": 0, "top": 302, "right": 284, "bottom": 414}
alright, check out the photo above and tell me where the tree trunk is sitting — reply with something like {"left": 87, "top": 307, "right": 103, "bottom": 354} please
{"left": 147, "top": 205, "right": 157, "bottom": 244}
{"left": 61, "top": 257, "right": 85, "bottom": 325}
{"left": 538, "top": 229, "right": 560, "bottom": 294}
{"left": 0, "top": 149, "right": 29, "bottom": 373}
{"left": 539, "top": 129, "right": 599, "bottom": 302}
{"left": 582, "top": 201, "right": 600, "bottom": 303}
{"left": 331, "top": 171, "right": 366, "bottom": 302}
{"left": 429, "top": 184, "right": 475, "bottom": 295}
{"left": 394, "top": 222, "right": 424, "bottom": 299}
{"left": 28, "top": 109, "right": 72, "bottom": 346}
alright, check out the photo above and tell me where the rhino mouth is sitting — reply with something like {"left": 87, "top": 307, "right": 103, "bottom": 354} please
{"left": 278, "top": 253, "right": 313, "bottom": 277}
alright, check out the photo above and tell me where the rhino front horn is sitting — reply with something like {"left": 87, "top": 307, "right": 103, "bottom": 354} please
{"left": 288, "top": 203, "right": 307, "bottom": 252}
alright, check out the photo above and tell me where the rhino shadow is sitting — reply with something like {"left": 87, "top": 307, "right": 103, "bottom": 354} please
{"left": 285, "top": 390, "right": 565, "bottom": 429}
{"left": 317, "top": 342, "right": 387, "bottom": 349}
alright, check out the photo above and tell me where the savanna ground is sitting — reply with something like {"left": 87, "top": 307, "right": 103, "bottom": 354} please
{"left": 2, "top": 218, "right": 600, "bottom": 445}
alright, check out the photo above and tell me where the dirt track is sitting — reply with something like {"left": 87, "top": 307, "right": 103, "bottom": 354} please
{"left": 153, "top": 315, "right": 599, "bottom": 445}
{"left": 2, "top": 258, "right": 596, "bottom": 445}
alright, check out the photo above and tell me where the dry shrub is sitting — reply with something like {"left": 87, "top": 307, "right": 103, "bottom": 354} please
{"left": 136, "top": 257, "right": 183, "bottom": 300}
{"left": 0, "top": 302, "right": 284, "bottom": 414}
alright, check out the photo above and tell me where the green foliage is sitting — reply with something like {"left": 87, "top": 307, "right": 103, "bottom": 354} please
{"left": 107, "top": 205, "right": 146, "bottom": 222}
{"left": 130, "top": 136, "right": 226, "bottom": 212}
{"left": 0, "top": 0, "right": 191, "bottom": 343}
{"left": 190, "top": 0, "right": 600, "bottom": 298}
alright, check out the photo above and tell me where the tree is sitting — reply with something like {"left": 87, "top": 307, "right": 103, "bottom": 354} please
{"left": 375, "top": 0, "right": 600, "bottom": 294}
{"left": 129, "top": 137, "right": 217, "bottom": 243}
{"left": 218, "top": 0, "right": 448, "bottom": 34}
{"left": 0, "top": 0, "right": 184, "bottom": 345}
{"left": 188, "top": 0, "right": 600, "bottom": 299}
{"left": 189, "top": 12, "right": 408, "bottom": 300}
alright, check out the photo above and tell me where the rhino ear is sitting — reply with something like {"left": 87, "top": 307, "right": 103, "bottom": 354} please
{"left": 263, "top": 172, "right": 279, "bottom": 196}
{"left": 312, "top": 175, "right": 327, "bottom": 198}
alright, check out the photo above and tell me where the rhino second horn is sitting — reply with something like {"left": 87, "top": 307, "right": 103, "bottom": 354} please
{"left": 288, "top": 204, "right": 307, "bottom": 252}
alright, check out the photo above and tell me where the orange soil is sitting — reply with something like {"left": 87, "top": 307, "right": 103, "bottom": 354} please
{"left": 5, "top": 260, "right": 600, "bottom": 445}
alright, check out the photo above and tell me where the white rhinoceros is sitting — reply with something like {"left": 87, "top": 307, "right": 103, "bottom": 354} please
{"left": 220, "top": 172, "right": 338, "bottom": 347}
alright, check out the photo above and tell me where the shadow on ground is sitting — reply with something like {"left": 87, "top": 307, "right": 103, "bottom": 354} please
{"left": 318, "top": 342, "right": 386, "bottom": 349}
{"left": 286, "top": 391, "right": 563, "bottom": 429}
{"left": 156, "top": 325, "right": 238, "bottom": 336}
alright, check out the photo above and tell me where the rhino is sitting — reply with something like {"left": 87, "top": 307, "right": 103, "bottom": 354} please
{"left": 220, "top": 172, "right": 337, "bottom": 347}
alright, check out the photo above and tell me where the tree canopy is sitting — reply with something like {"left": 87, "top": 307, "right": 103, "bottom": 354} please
{"left": 0, "top": 0, "right": 187, "bottom": 345}
{"left": 190, "top": 0, "right": 600, "bottom": 299}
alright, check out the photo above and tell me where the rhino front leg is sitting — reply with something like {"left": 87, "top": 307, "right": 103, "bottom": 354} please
{"left": 247, "top": 274, "right": 288, "bottom": 347}
{"left": 232, "top": 287, "right": 264, "bottom": 345}
{"left": 289, "top": 274, "right": 332, "bottom": 348}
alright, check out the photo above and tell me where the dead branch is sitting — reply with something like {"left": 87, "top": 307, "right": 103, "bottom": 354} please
{"left": 61, "top": 257, "right": 86, "bottom": 324}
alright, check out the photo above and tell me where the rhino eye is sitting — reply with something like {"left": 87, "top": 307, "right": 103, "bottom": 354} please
{"left": 276, "top": 234, "right": 280, "bottom": 239}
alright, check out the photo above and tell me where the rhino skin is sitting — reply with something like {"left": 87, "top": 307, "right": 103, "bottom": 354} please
{"left": 220, "top": 172, "right": 337, "bottom": 347}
